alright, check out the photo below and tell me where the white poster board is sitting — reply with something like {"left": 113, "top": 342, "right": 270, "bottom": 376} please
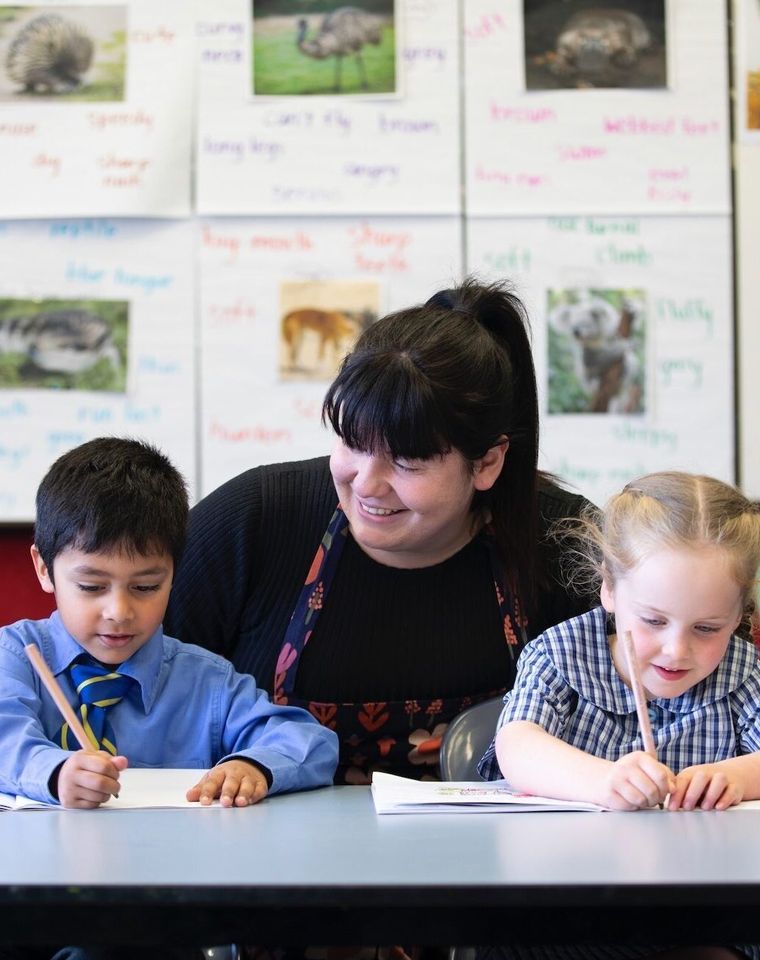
{"left": 464, "top": 0, "right": 731, "bottom": 215}
{"left": 468, "top": 215, "right": 734, "bottom": 506}
{"left": 0, "top": 0, "right": 193, "bottom": 217}
{"left": 196, "top": 0, "right": 461, "bottom": 215}
{"left": 0, "top": 218, "right": 196, "bottom": 520}
{"left": 200, "top": 215, "right": 462, "bottom": 495}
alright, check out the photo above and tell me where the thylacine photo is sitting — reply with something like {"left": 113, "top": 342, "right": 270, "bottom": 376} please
{"left": 279, "top": 279, "right": 379, "bottom": 381}
{"left": 547, "top": 287, "right": 646, "bottom": 415}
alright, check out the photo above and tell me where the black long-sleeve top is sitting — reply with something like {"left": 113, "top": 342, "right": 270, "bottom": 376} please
{"left": 164, "top": 457, "right": 594, "bottom": 704}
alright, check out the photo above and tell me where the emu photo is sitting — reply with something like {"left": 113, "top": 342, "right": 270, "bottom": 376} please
{"left": 0, "top": 4, "right": 127, "bottom": 102}
{"left": 252, "top": 0, "right": 398, "bottom": 97}
{"left": 0, "top": 298, "right": 129, "bottom": 392}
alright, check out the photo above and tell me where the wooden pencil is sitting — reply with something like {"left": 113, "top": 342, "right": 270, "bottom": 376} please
{"left": 24, "top": 644, "right": 95, "bottom": 753}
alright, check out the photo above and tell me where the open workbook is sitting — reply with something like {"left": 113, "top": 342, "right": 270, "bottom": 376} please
{"left": 0, "top": 769, "right": 225, "bottom": 810}
{"left": 371, "top": 771, "right": 607, "bottom": 813}
{"left": 370, "top": 773, "right": 760, "bottom": 814}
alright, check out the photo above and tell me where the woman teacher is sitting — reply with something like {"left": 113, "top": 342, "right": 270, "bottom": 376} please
{"left": 165, "top": 279, "right": 592, "bottom": 783}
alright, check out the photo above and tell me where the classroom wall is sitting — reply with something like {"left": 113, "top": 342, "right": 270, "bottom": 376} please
{"left": 0, "top": 0, "right": 754, "bottom": 547}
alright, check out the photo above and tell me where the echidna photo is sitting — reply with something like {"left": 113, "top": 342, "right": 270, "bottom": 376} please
{"left": 0, "top": 5, "right": 127, "bottom": 101}
{"left": 5, "top": 12, "right": 94, "bottom": 93}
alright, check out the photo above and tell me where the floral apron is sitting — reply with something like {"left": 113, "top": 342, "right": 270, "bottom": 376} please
{"left": 273, "top": 507, "right": 528, "bottom": 784}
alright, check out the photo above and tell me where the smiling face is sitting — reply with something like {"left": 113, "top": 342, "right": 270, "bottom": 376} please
{"left": 329, "top": 438, "right": 507, "bottom": 569}
{"left": 602, "top": 545, "right": 744, "bottom": 700}
{"left": 31, "top": 544, "right": 173, "bottom": 665}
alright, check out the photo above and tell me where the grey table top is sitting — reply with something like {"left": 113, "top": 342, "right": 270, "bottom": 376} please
{"left": 2, "top": 785, "right": 760, "bottom": 946}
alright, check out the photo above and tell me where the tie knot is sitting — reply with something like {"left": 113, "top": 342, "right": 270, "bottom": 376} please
{"left": 70, "top": 658, "right": 133, "bottom": 707}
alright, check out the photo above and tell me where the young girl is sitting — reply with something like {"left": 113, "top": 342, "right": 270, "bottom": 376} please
{"left": 477, "top": 471, "right": 760, "bottom": 960}
{"left": 480, "top": 471, "right": 760, "bottom": 813}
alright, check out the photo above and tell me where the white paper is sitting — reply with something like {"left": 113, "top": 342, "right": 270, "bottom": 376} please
{"left": 0, "top": 218, "right": 196, "bottom": 521}
{"left": 467, "top": 214, "right": 734, "bottom": 506}
{"left": 196, "top": 0, "right": 461, "bottom": 214}
{"left": 370, "top": 771, "right": 606, "bottom": 814}
{"left": 0, "top": 768, "right": 227, "bottom": 809}
{"left": 0, "top": 0, "right": 194, "bottom": 217}
{"left": 464, "top": 0, "right": 731, "bottom": 215}
{"left": 199, "top": 215, "right": 462, "bottom": 496}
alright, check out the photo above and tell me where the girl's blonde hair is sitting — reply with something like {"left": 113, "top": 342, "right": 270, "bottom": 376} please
{"left": 561, "top": 472, "right": 760, "bottom": 609}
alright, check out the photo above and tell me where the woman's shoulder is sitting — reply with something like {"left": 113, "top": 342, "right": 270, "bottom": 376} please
{"left": 192, "top": 456, "right": 335, "bottom": 519}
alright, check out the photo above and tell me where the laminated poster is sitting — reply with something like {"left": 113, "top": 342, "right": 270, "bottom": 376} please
{"left": 735, "top": 0, "right": 760, "bottom": 141}
{"left": 467, "top": 214, "right": 733, "bottom": 506}
{"left": 199, "top": 215, "right": 462, "bottom": 495}
{"left": 0, "top": 0, "right": 194, "bottom": 217}
{"left": 0, "top": 218, "right": 196, "bottom": 520}
{"left": 196, "top": 0, "right": 461, "bottom": 215}
{"left": 464, "top": 0, "right": 732, "bottom": 215}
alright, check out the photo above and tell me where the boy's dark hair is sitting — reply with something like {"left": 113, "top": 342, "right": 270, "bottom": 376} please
{"left": 34, "top": 437, "right": 188, "bottom": 581}
{"left": 322, "top": 277, "right": 541, "bottom": 611}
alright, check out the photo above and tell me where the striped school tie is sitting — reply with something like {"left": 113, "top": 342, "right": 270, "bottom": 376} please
{"left": 57, "top": 657, "right": 134, "bottom": 755}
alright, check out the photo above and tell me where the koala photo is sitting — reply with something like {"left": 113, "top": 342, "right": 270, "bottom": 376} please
{"left": 547, "top": 289, "right": 646, "bottom": 415}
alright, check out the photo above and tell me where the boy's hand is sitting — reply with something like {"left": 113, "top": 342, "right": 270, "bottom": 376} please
{"left": 667, "top": 763, "right": 743, "bottom": 811}
{"left": 603, "top": 751, "right": 675, "bottom": 810}
{"left": 187, "top": 759, "right": 269, "bottom": 807}
{"left": 58, "top": 752, "right": 128, "bottom": 808}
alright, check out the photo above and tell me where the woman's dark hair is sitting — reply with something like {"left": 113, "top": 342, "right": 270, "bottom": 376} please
{"left": 34, "top": 436, "right": 189, "bottom": 580}
{"left": 322, "top": 277, "right": 540, "bottom": 608}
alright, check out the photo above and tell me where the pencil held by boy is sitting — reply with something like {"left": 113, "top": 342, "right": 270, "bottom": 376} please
{"left": 479, "top": 471, "right": 760, "bottom": 812}
{"left": 0, "top": 437, "right": 338, "bottom": 808}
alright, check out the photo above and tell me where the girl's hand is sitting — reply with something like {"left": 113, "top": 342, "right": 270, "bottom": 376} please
{"left": 667, "top": 763, "right": 744, "bottom": 811}
{"left": 187, "top": 759, "right": 269, "bottom": 807}
{"left": 58, "top": 751, "right": 128, "bottom": 808}
{"left": 602, "top": 751, "right": 675, "bottom": 810}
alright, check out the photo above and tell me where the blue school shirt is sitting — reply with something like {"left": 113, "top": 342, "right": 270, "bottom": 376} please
{"left": 479, "top": 605, "right": 760, "bottom": 781}
{"left": 0, "top": 612, "right": 339, "bottom": 804}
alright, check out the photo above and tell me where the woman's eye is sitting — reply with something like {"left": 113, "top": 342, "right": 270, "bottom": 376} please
{"left": 393, "top": 460, "right": 420, "bottom": 473}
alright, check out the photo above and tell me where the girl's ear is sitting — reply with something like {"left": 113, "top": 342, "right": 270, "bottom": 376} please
{"left": 472, "top": 437, "right": 509, "bottom": 492}
{"left": 30, "top": 545, "right": 55, "bottom": 595}
{"left": 600, "top": 573, "right": 615, "bottom": 613}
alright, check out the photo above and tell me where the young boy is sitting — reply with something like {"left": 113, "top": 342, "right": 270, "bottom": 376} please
{"left": 0, "top": 436, "right": 338, "bottom": 808}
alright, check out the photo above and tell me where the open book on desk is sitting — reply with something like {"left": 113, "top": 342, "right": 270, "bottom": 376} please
{"left": 0, "top": 768, "right": 226, "bottom": 811}
{"left": 371, "top": 771, "right": 607, "bottom": 814}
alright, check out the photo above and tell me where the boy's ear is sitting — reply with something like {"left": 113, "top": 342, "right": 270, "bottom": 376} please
{"left": 30, "top": 545, "right": 55, "bottom": 595}
{"left": 472, "top": 437, "right": 509, "bottom": 492}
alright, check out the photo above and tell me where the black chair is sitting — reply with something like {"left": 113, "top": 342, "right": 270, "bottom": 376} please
{"left": 439, "top": 696, "right": 504, "bottom": 782}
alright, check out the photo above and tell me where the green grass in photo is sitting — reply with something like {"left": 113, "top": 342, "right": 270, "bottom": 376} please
{"left": 253, "top": 15, "right": 396, "bottom": 96}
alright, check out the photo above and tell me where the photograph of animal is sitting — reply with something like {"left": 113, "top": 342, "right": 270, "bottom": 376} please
{"left": 0, "top": 5, "right": 127, "bottom": 101}
{"left": 523, "top": 1, "right": 667, "bottom": 90}
{"left": 280, "top": 305, "right": 379, "bottom": 379}
{"left": 547, "top": 289, "right": 646, "bottom": 414}
{"left": 252, "top": 1, "right": 396, "bottom": 97}
{"left": 296, "top": 7, "right": 385, "bottom": 92}
{"left": 4, "top": 12, "right": 93, "bottom": 94}
{"left": 0, "top": 300, "right": 127, "bottom": 391}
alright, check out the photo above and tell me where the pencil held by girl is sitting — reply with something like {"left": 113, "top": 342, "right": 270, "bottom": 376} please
{"left": 479, "top": 471, "right": 760, "bottom": 812}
